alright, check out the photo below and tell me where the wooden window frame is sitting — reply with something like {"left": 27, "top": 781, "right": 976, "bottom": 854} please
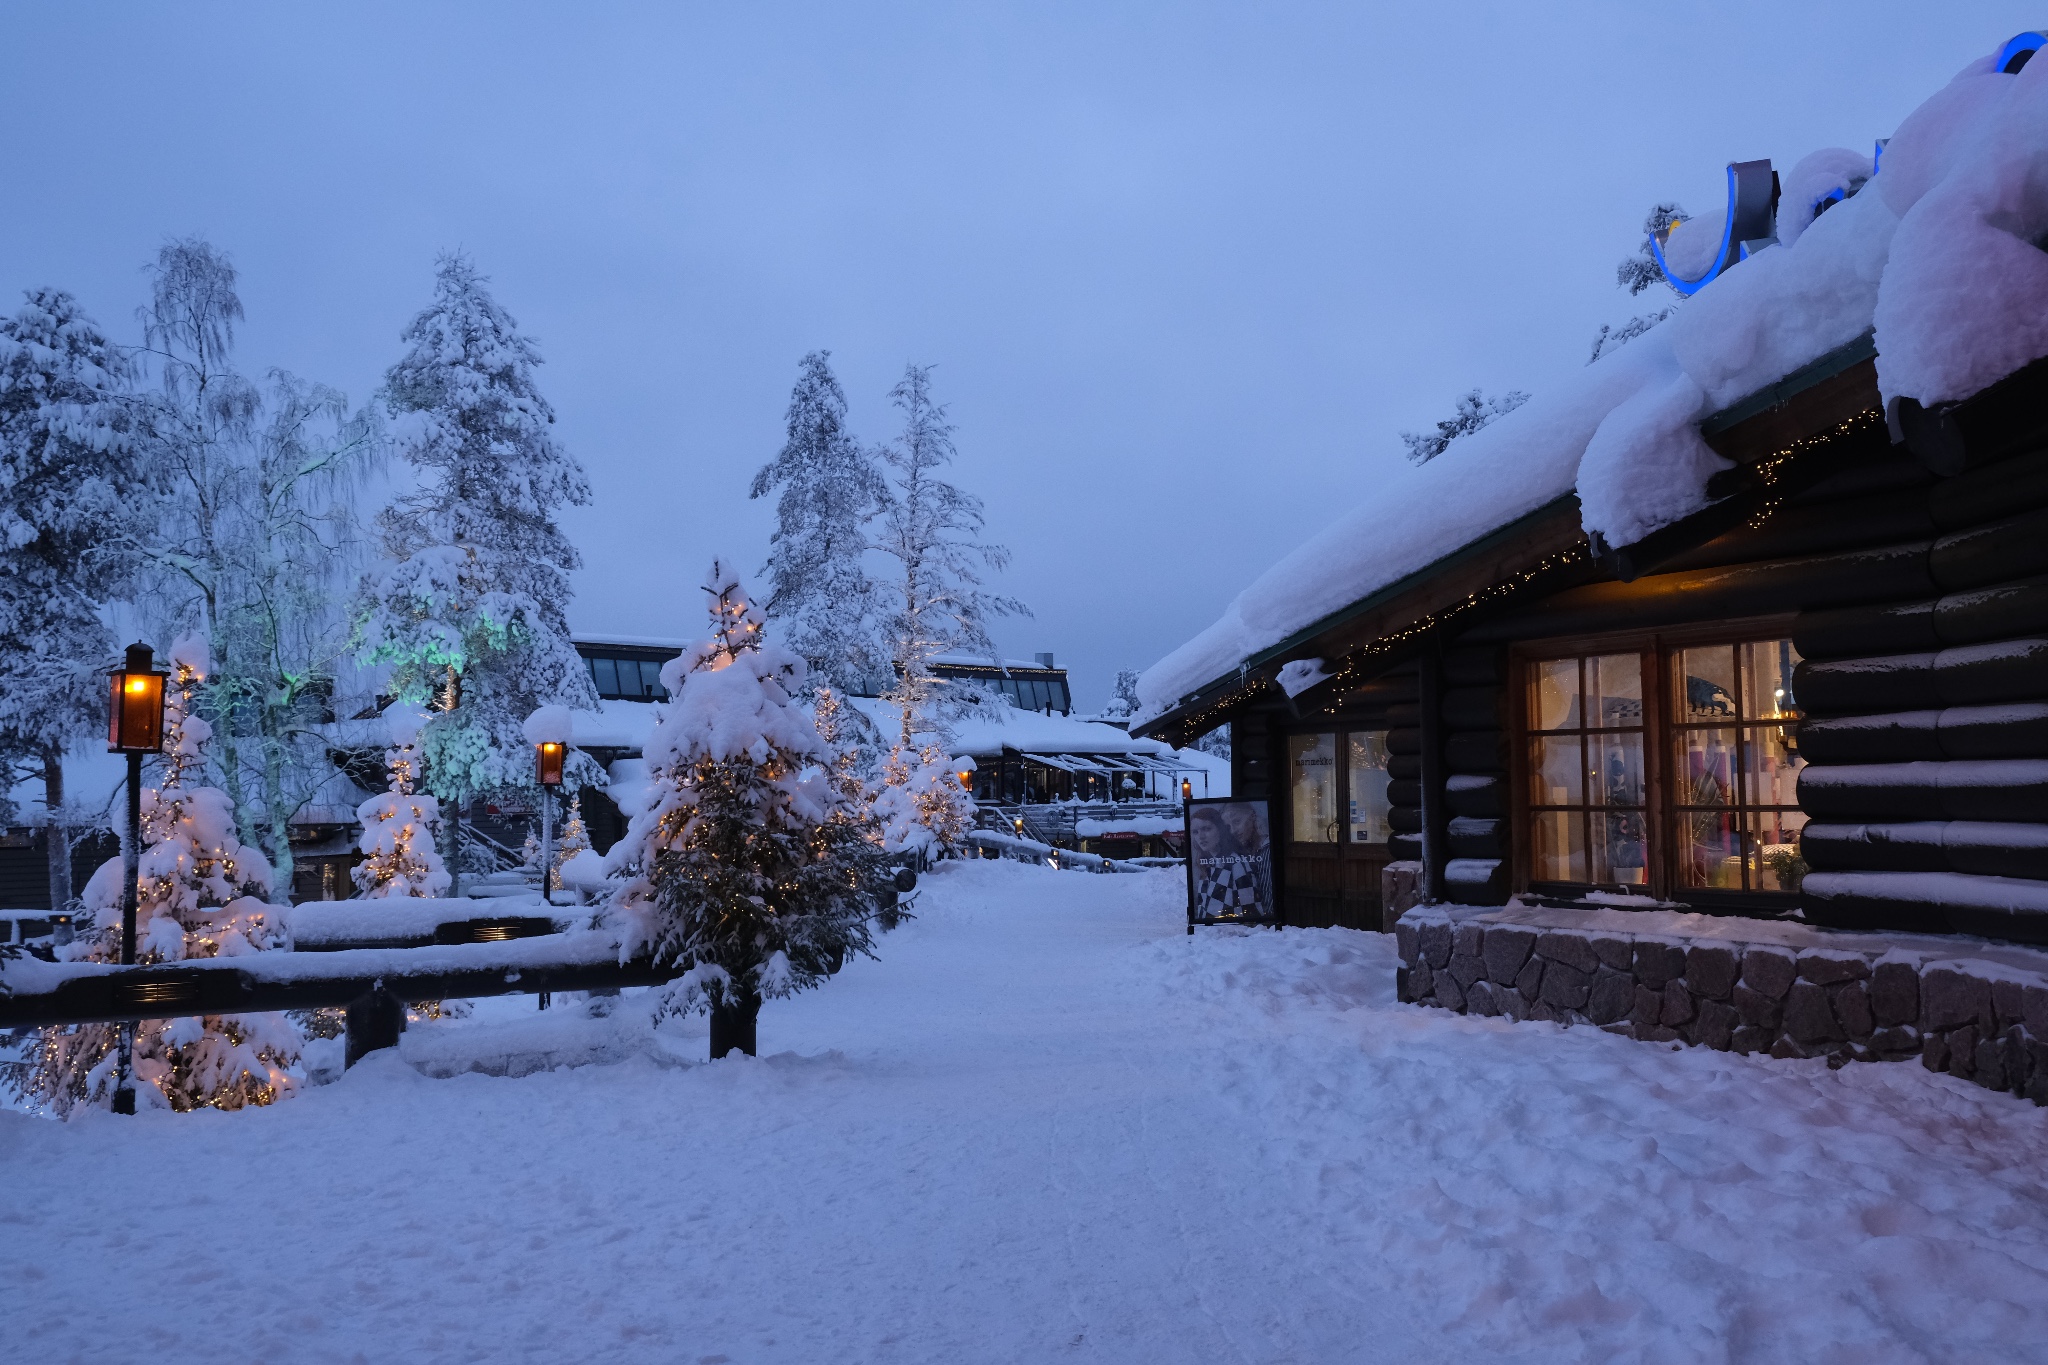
{"left": 1508, "top": 615, "right": 1798, "bottom": 912}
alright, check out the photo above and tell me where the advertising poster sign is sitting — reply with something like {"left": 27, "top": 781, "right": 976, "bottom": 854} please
{"left": 1185, "top": 797, "right": 1276, "bottom": 929}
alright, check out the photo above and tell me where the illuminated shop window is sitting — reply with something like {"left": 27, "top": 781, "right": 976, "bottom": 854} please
{"left": 1670, "top": 640, "right": 1805, "bottom": 893}
{"left": 1526, "top": 652, "right": 1648, "bottom": 887}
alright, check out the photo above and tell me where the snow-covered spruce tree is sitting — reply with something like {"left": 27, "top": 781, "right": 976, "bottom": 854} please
{"left": 6, "top": 642, "right": 300, "bottom": 1116}
{"left": 554, "top": 792, "right": 591, "bottom": 874}
{"left": 1589, "top": 202, "right": 1688, "bottom": 364}
{"left": 361, "top": 254, "right": 600, "bottom": 886}
{"left": 749, "top": 351, "right": 890, "bottom": 695}
{"left": 131, "top": 239, "right": 380, "bottom": 891}
{"left": 1400, "top": 389, "right": 1531, "bottom": 465}
{"left": 0, "top": 288, "right": 140, "bottom": 912}
{"left": 353, "top": 710, "right": 450, "bottom": 898}
{"left": 872, "top": 744, "right": 974, "bottom": 860}
{"left": 608, "top": 561, "right": 884, "bottom": 1058}
{"left": 1100, "top": 668, "right": 1142, "bottom": 720}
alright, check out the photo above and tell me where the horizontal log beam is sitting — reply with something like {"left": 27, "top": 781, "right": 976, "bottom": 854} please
{"left": 1803, "top": 820, "right": 2048, "bottom": 881}
{"left": 1800, "top": 703, "right": 2048, "bottom": 764}
{"left": 1798, "top": 759, "right": 2048, "bottom": 822}
{"left": 1794, "top": 639, "right": 2048, "bottom": 715}
{"left": 0, "top": 935, "right": 682, "bottom": 1031}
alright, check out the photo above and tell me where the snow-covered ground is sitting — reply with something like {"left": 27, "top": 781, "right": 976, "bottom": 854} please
{"left": 9, "top": 861, "right": 2048, "bottom": 1363}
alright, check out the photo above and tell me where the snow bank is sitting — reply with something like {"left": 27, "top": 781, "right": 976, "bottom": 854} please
{"left": 1140, "top": 37, "right": 2048, "bottom": 720}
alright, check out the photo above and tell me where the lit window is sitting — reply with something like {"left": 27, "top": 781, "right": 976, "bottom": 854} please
{"left": 1289, "top": 733, "right": 1338, "bottom": 844}
{"left": 1671, "top": 640, "right": 1805, "bottom": 893}
{"left": 1526, "top": 652, "right": 1648, "bottom": 887}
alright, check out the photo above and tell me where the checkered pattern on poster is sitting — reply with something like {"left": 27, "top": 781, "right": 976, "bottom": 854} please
{"left": 1186, "top": 798, "right": 1275, "bottom": 925}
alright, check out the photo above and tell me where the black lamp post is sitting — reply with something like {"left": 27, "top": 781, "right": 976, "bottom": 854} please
{"left": 535, "top": 740, "right": 564, "bottom": 903}
{"left": 105, "top": 642, "right": 167, "bottom": 1116}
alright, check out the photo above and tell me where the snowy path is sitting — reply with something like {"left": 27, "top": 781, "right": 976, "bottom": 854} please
{"left": 8, "top": 861, "right": 2048, "bottom": 1364}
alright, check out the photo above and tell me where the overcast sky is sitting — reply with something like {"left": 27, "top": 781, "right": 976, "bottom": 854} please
{"left": 1, "top": 4, "right": 2035, "bottom": 707}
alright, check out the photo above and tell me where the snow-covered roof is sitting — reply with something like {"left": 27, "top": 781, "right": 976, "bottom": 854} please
{"left": 846, "top": 695, "right": 1172, "bottom": 758}
{"left": 1138, "top": 39, "right": 2048, "bottom": 724}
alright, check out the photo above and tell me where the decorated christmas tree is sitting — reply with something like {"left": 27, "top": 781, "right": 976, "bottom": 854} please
{"left": 607, "top": 561, "right": 886, "bottom": 1057}
{"left": 553, "top": 793, "right": 591, "bottom": 874}
{"left": 873, "top": 742, "right": 976, "bottom": 859}
{"left": 5, "top": 641, "right": 300, "bottom": 1115}
{"left": 353, "top": 710, "right": 451, "bottom": 898}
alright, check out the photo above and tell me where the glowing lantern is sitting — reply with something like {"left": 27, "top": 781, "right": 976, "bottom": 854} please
{"left": 535, "top": 741, "right": 566, "bottom": 787}
{"left": 106, "top": 643, "right": 167, "bottom": 753}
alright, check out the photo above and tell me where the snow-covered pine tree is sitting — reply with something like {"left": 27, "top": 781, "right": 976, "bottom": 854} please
{"left": 608, "top": 560, "right": 884, "bottom": 1058}
{"left": 553, "top": 792, "right": 591, "bottom": 876}
{"left": 353, "top": 710, "right": 450, "bottom": 898}
{"left": 1400, "top": 389, "right": 1532, "bottom": 465}
{"left": 872, "top": 744, "right": 974, "bottom": 860}
{"left": 0, "top": 288, "right": 139, "bottom": 913}
{"left": 748, "top": 351, "right": 890, "bottom": 695}
{"left": 1100, "top": 668, "right": 1142, "bottom": 720}
{"left": 6, "top": 641, "right": 300, "bottom": 1115}
{"left": 1589, "top": 202, "right": 1688, "bottom": 364}
{"left": 361, "top": 254, "right": 600, "bottom": 885}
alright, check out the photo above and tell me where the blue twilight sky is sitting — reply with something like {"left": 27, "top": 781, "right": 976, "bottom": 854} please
{"left": 1, "top": 4, "right": 2036, "bottom": 707}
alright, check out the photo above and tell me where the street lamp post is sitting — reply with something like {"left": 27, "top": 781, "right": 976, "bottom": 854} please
{"left": 105, "top": 643, "right": 167, "bottom": 1116}
{"left": 533, "top": 740, "right": 565, "bottom": 1011}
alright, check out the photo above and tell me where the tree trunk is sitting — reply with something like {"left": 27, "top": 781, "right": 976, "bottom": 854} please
{"left": 444, "top": 797, "right": 464, "bottom": 898}
{"left": 709, "top": 989, "right": 761, "bottom": 1059}
{"left": 41, "top": 749, "right": 71, "bottom": 912}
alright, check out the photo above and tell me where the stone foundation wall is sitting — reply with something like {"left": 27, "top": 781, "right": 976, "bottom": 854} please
{"left": 1397, "top": 907, "right": 2048, "bottom": 1105}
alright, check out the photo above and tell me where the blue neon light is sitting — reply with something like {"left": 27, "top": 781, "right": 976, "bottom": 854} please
{"left": 1997, "top": 31, "right": 2047, "bottom": 74}
{"left": 1649, "top": 164, "right": 1740, "bottom": 297}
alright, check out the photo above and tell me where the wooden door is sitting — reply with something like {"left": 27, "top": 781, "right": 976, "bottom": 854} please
{"left": 1282, "top": 729, "right": 1392, "bottom": 931}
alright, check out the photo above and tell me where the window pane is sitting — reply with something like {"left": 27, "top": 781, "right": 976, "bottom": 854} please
{"left": 1347, "top": 731, "right": 1391, "bottom": 845}
{"left": 1678, "top": 645, "right": 1738, "bottom": 720}
{"left": 643, "top": 660, "right": 670, "bottom": 700}
{"left": 1594, "top": 810, "right": 1648, "bottom": 885}
{"left": 1532, "top": 810, "right": 1585, "bottom": 883}
{"left": 1590, "top": 731, "right": 1644, "bottom": 807}
{"left": 1587, "top": 653, "right": 1643, "bottom": 729}
{"left": 1674, "top": 726, "right": 1738, "bottom": 807}
{"left": 1676, "top": 807, "right": 1745, "bottom": 889}
{"left": 590, "top": 656, "right": 620, "bottom": 697}
{"left": 1530, "top": 734, "right": 1584, "bottom": 806}
{"left": 1530, "top": 658, "right": 1580, "bottom": 730}
{"left": 1289, "top": 733, "right": 1338, "bottom": 843}
{"left": 1051, "top": 681, "right": 1070, "bottom": 712}
{"left": 1743, "top": 724, "right": 1804, "bottom": 808}
{"left": 1754, "top": 810, "right": 1809, "bottom": 892}
{"left": 1743, "top": 639, "right": 1801, "bottom": 721}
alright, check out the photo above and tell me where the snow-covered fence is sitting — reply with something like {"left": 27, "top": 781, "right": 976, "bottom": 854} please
{"left": 287, "top": 899, "right": 565, "bottom": 951}
{"left": 964, "top": 830, "right": 1150, "bottom": 873}
{"left": 0, "top": 931, "right": 679, "bottom": 1036}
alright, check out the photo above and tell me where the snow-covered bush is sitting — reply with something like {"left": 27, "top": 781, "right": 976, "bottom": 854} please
{"left": 6, "top": 644, "right": 300, "bottom": 1116}
{"left": 353, "top": 710, "right": 450, "bottom": 898}
{"left": 606, "top": 561, "right": 885, "bottom": 1055}
{"left": 873, "top": 744, "right": 975, "bottom": 859}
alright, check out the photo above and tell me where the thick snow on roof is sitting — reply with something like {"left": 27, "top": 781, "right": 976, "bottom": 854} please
{"left": 1139, "top": 42, "right": 2048, "bottom": 723}
{"left": 847, "top": 696, "right": 1175, "bottom": 758}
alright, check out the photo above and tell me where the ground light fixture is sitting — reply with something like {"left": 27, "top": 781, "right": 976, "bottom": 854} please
{"left": 105, "top": 642, "right": 168, "bottom": 1115}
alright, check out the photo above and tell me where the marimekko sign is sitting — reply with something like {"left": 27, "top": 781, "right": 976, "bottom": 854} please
{"left": 1185, "top": 798, "right": 1276, "bottom": 929}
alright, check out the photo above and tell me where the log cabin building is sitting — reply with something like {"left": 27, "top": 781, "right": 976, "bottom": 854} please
{"left": 1135, "top": 34, "right": 2048, "bottom": 967}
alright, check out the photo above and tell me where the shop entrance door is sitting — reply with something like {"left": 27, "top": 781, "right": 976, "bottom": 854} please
{"left": 1283, "top": 729, "right": 1393, "bottom": 930}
